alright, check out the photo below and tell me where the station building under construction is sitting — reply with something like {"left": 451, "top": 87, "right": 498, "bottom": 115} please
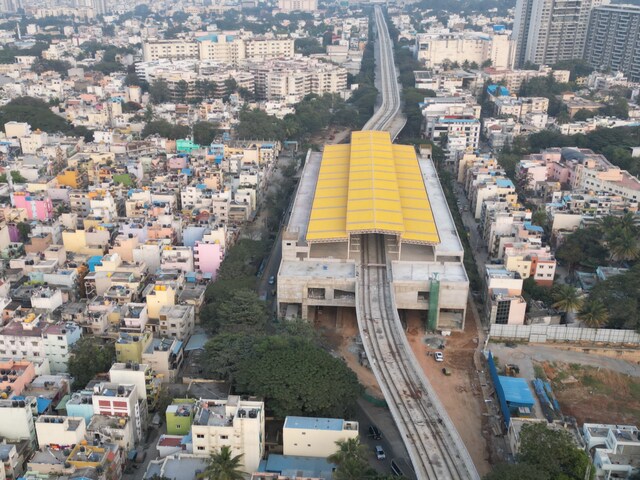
{"left": 277, "top": 130, "right": 470, "bottom": 330}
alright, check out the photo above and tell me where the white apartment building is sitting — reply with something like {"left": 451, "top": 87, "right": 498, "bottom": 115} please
{"left": 283, "top": 416, "right": 359, "bottom": 458}
{"left": 92, "top": 382, "right": 143, "bottom": 442}
{"left": 161, "top": 246, "right": 194, "bottom": 272}
{"left": 416, "top": 31, "right": 515, "bottom": 69}
{"left": 492, "top": 96, "right": 549, "bottom": 121}
{"left": 583, "top": 423, "right": 640, "bottom": 480}
{"left": 483, "top": 66, "right": 571, "bottom": 92}
{"left": 278, "top": 0, "right": 317, "bottom": 12}
{"left": 0, "top": 397, "right": 37, "bottom": 444}
{"left": 35, "top": 415, "right": 86, "bottom": 447}
{"left": 143, "top": 36, "right": 295, "bottom": 64}
{"left": 42, "top": 322, "right": 82, "bottom": 374}
{"left": 191, "top": 396, "right": 265, "bottom": 473}
{"left": 158, "top": 305, "right": 195, "bottom": 340}
{"left": 513, "top": 0, "right": 606, "bottom": 66}
{"left": 484, "top": 266, "right": 527, "bottom": 325}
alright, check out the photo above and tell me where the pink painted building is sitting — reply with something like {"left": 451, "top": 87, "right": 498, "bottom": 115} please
{"left": 0, "top": 359, "right": 36, "bottom": 397}
{"left": 194, "top": 241, "right": 223, "bottom": 279}
{"left": 12, "top": 192, "right": 54, "bottom": 221}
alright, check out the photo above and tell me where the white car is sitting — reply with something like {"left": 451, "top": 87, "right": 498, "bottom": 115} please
{"left": 434, "top": 351, "right": 444, "bottom": 362}
{"left": 375, "top": 445, "right": 386, "bottom": 460}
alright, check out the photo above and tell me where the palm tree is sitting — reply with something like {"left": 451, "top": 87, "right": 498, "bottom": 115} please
{"left": 578, "top": 299, "right": 609, "bottom": 329}
{"left": 328, "top": 438, "right": 368, "bottom": 466}
{"left": 552, "top": 285, "right": 583, "bottom": 324}
{"left": 608, "top": 230, "right": 640, "bottom": 263}
{"left": 203, "top": 446, "right": 245, "bottom": 480}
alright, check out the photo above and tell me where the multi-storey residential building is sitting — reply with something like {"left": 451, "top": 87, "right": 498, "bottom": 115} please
{"left": 415, "top": 31, "right": 515, "bottom": 69}
{"left": 92, "top": 382, "right": 143, "bottom": 442}
{"left": 283, "top": 417, "right": 359, "bottom": 458}
{"left": 158, "top": 305, "right": 195, "bottom": 340}
{"left": 12, "top": 192, "right": 54, "bottom": 221}
{"left": 42, "top": 322, "right": 81, "bottom": 373}
{"left": 278, "top": 0, "right": 317, "bottom": 12}
{"left": 583, "top": 423, "right": 640, "bottom": 480}
{"left": 585, "top": 5, "right": 640, "bottom": 82}
{"left": 143, "top": 36, "right": 295, "bottom": 63}
{"left": 109, "top": 362, "right": 160, "bottom": 409}
{"left": 513, "top": 0, "right": 605, "bottom": 66}
{"left": 483, "top": 65, "right": 571, "bottom": 92}
{"left": 484, "top": 266, "right": 527, "bottom": 325}
{"left": 142, "top": 338, "right": 184, "bottom": 383}
{"left": 0, "top": 397, "right": 37, "bottom": 445}
{"left": 191, "top": 396, "right": 265, "bottom": 473}
{"left": 503, "top": 242, "right": 557, "bottom": 286}
{"left": 35, "top": 415, "right": 86, "bottom": 447}
{"left": 492, "top": 96, "right": 549, "bottom": 121}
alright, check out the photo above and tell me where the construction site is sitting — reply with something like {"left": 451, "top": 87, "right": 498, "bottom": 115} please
{"left": 277, "top": 131, "right": 469, "bottom": 331}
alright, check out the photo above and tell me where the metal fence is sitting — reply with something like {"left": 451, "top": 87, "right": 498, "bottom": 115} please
{"left": 489, "top": 324, "right": 640, "bottom": 345}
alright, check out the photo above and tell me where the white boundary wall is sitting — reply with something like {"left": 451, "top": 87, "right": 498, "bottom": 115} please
{"left": 490, "top": 324, "right": 640, "bottom": 345}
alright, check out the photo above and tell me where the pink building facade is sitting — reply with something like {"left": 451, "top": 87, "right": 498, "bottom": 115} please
{"left": 194, "top": 241, "right": 223, "bottom": 279}
{"left": 12, "top": 192, "right": 54, "bottom": 220}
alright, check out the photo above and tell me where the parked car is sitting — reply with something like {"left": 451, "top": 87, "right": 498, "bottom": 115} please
{"left": 268, "top": 275, "right": 275, "bottom": 285}
{"left": 434, "top": 351, "right": 444, "bottom": 362}
{"left": 375, "top": 445, "right": 386, "bottom": 460}
{"left": 368, "top": 424, "right": 382, "bottom": 440}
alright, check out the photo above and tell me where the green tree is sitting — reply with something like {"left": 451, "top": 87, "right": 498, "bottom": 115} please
{"left": 142, "top": 120, "right": 190, "bottom": 140}
{"left": 202, "top": 333, "right": 259, "bottom": 380}
{"left": 578, "top": 299, "right": 608, "bottom": 328}
{"left": 0, "top": 97, "right": 69, "bottom": 133}
{"left": 551, "top": 285, "right": 582, "bottom": 323}
{"left": 608, "top": 230, "right": 639, "bottom": 262}
{"left": 200, "top": 288, "right": 268, "bottom": 334}
{"left": 193, "top": 121, "right": 220, "bottom": 146}
{"left": 555, "top": 226, "right": 609, "bottom": 273}
{"left": 68, "top": 337, "right": 115, "bottom": 389}
{"left": 572, "top": 109, "right": 596, "bottom": 122}
{"left": 174, "top": 80, "right": 189, "bottom": 103}
{"left": 234, "top": 336, "right": 362, "bottom": 418}
{"left": 587, "top": 265, "right": 640, "bottom": 330}
{"left": 518, "top": 423, "right": 594, "bottom": 480}
{"left": 328, "top": 438, "right": 377, "bottom": 480}
{"left": 16, "top": 222, "right": 31, "bottom": 242}
{"left": 235, "top": 108, "right": 286, "bottom": 141}
{"left": 483, "top": 463, "right": 548, "bottom": 480}
{"left": 203, "top": 446, "right": 244, "bottom": 480}
{"left": 149, "top": 79, "right": 171, "bottom": 104}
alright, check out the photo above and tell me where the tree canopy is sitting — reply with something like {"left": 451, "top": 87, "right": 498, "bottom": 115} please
{"left": 68, "top": 337, "right": 115, "bottom": 389}
{"left": 142, "top": 120, "right": 190, "bottom": 140}
{"left": 193, "top": 121, "right": 220, "bottom": 146}
{"left": 233, "top": 336, "right": 362, "bottom": 418}
{"left": 483, "top": 423, "right": 593, "bottom": 480}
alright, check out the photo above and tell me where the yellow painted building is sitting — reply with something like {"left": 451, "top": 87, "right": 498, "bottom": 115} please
{"left": 146, "top": 284, "right": 176, "bottom": 320}
{"left": 56, "top": 169, "right": 83, "bottom": 188}
{"left": 115, "top": 331, "right": 152, "bottom": 363}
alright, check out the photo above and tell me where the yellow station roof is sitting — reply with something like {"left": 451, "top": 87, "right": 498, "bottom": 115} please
{"left": 306, "top": 131, "right": 440, "bottom": 245}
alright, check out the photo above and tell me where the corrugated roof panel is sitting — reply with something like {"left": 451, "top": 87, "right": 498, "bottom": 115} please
{"left": 306, "top": 132, "right": 440, "bottom": 244}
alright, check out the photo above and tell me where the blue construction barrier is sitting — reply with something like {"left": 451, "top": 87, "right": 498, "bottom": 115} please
{"left": 487, "top": 351, "right": 511, "bottom": 428}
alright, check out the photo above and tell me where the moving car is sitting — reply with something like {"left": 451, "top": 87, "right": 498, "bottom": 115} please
{"left": 375, "top": 445, "right": 386, "bottom": 460}
{"left": 434, "top": 351, "right": 444, "bottom": 362}
{"left": 268, "top": 276, "right": 275, "bottom": 285}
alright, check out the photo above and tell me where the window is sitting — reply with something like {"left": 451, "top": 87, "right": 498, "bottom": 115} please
{"left": 220, "top": 435, "right": 228, "bottom": 440}
{"left": 197, "top": 446, "right": 205, "bottom": 451}
{"left": 176, "top": 424, "right": 181, "bottom": 429}
{"left": 196, "top": 434, "right": 204, "bottom": 439}
{"left": 33, "top": 352, "right": 39, "bottom": 357}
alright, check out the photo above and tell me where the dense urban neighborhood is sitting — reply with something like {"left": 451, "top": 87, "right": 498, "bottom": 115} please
{"left": 0, "top": 0, "right": 636, "bottom": 479}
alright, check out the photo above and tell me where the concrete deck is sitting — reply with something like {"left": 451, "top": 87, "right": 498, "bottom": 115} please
{"left": 419, "top": 157, "right": 464, "bottom": 257}
{"left": 391, "top": 261, "right": 468, "bottom": 283}
{"left": 279, "top": 260, "right": 356, "bottom": 279}
{"left": 287, "top": 152, "right": 322, "bottom": 242}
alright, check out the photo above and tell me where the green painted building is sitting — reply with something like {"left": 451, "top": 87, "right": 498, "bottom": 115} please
{"left": 166, "top": 399, "right": 196, "bottom": 435}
